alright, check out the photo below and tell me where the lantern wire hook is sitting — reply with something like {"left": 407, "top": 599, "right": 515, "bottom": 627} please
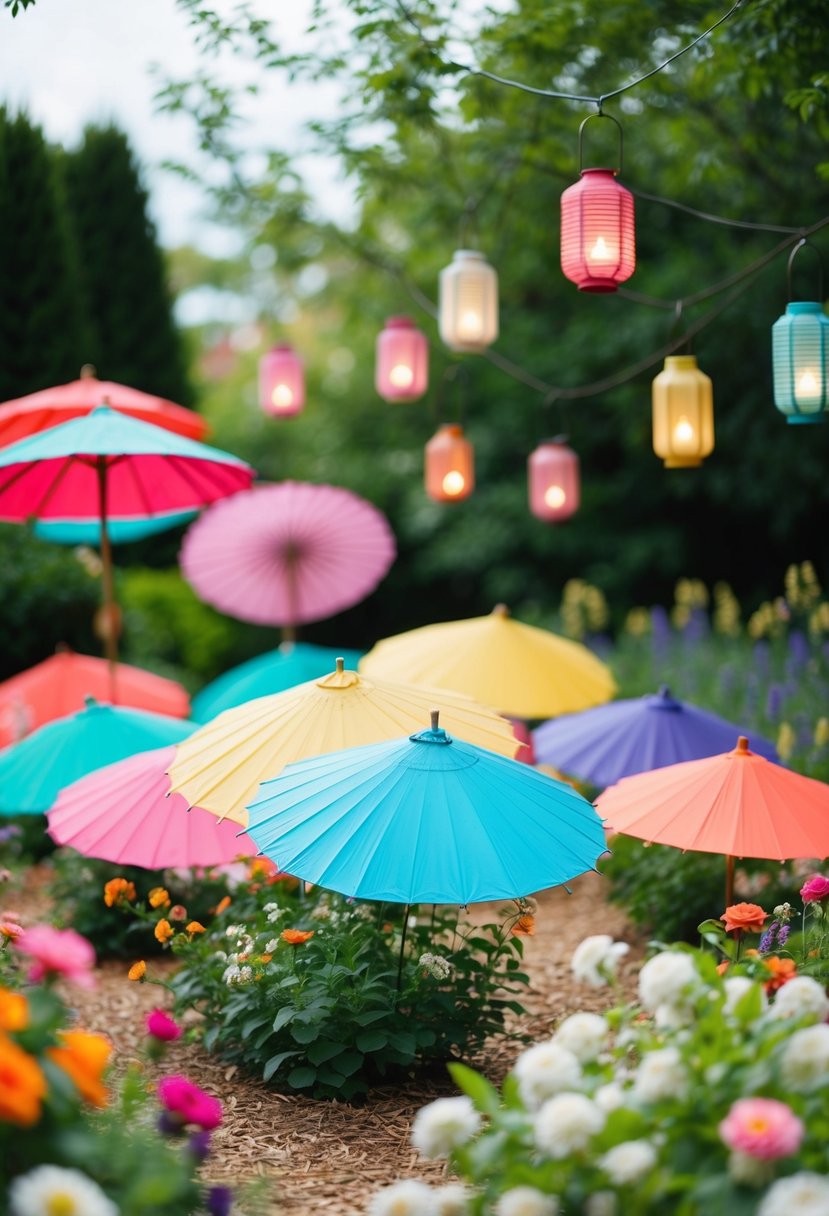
{"left": 787, "top": 238, "right": 825, "bottom": 302}
{"left": 541, "top": 390, "right": 571, "bottom": 441}
{"left": 669, "top": 299, "right": 692, "bottom": 354}
{"left": 578, "top": 111, "right": 623, "bottom": 174}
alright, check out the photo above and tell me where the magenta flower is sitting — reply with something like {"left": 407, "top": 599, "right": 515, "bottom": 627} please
{"left": 146, "top": 1009, "right": 183, "bottom": 1042}
{"left": 157, "top": 1075, "right": 223, "bottom": 1130}
{"left": 719, "top": 1097, "right": 804, "bottom": 1160}
{"left": 800, "top": 874, "right": 829, "bottom": 904}
{"left": 15, "top": 925, "right": 96, "bottom": 989}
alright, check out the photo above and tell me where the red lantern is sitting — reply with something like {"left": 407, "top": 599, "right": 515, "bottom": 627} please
{"left": 259, "top": 343, "right": 305, "bottom": 417}
{"left": 375, "top": 316, "right": 429, "bottom": 402}
{"left": 424, "top": 424, "right": 474, "bottom": 503}
{"left": 528, "top": 438, "right": 580, "bottom": 522}
{"left": 560, "top": 114, "right": 635, "bottom": 294}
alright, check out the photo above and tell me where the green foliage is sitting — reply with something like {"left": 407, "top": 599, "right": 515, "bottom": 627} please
{"left": 0, "top": 109, "right": 89, "bottom": 401}
{"left": 0, "top": 527, "right": 99, "bottom": 679}
{"left": 376, "top": 944, "right": 829, "bottom": 1215}
{"left": 59, "top": 125, "right": 194, "bottom": 406}
{"left": 49, "top": 849, "right": 237, "bottom": 958}
{"left": 166, "top": 880, "right": 532, "bottom": 1100}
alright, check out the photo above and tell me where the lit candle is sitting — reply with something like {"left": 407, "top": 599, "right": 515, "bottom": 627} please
{"left": 458, "top": 310, "right": 483, "bottom": 339}
{"left": 389, "top": 364, "right": 414, "bottom": 389}
{"left": 544, "top": 485, "right": 566, "bottom": 509}
{"left": 797, "top": 368, "right": 819, "bottom": 398}
{"left": 672, "top": 416, "right": 695, "bottom": 447}
{"left": 588, "top": 236, "right": 614, "bottom": 262}
{"left": 442, "top": 471, "right": 466, "bottom": 497}
{"left": 272, "top": 384, "right": 294, "bottom": 409}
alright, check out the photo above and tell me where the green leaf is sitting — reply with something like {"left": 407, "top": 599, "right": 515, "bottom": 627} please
{"left": 263, "top": 1050, "right": 301, "bottom": 1081}
{"left": 448, "top": 1062, "right": 501, "bottom": 1115}
{"left": 273, "top": 1006, "right": 295, "bottom": 1032}
{"left": 307, "top": 1039, "right": 348, "bottom": 1065}
{"left": 356, "top": 1029, "right": 388, "bottom": 1052}
{"left": 291, "top": 1023, "right": 321, "bottom": 1044}
{"left": 287, "top": 1065, "right": 317, "bottom": 1089}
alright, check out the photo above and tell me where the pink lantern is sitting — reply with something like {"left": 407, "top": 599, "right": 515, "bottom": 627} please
{"left": 375, "top": 316, "right": 428, "bottom": 402}
{"left": 528, "top": 439, "right": 580, "bottom": 522}
{"left": 425, "top": 424, "right": 474, "bottom": 503}
{"left": 560, "top": 115, "right": 635, "bottom": 294}
{"left": 259, "top": 343, "right": 305, "bottom": 417}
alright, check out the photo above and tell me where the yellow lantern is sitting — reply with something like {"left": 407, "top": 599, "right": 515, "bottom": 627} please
{"left": 652, "top": 355, "right": 714, "bottom": 468}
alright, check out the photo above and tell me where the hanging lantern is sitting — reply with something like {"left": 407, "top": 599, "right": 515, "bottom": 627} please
{"left": 528, "top": 438, "right": 580, "bottom": 522}
{"left": 652, "top": 355, "right": 714, "bottom": 468}
{"left": 438, "top": 250, "right": 498, "bottom": 353}
{"left": 375, "top": 316, "right": 429, "bottom": 402}
{"left": 425, "top": 423, "right": 474, "bottom": 502}
{"left": 772, "top": 242, "right": 829, "bottom": 424}
{"left": 259, "top": 343, "right": 305, "bottom": 417}
{"left": 560, "top": 114, "right": 635, "bottom": 293}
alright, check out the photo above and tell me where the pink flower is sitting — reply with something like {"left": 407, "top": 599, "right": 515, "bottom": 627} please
{"left": 158, "top": 1075, "right": 222, "bottom": 1130}
{"left": 15, "top": 925, "right": 96, "bottom": 989}
{"left": 800, "top": 875, "right": 829, "bottom": 904}
{"left": 146, "top": 1009, "right": 183, "bottom": 1042}
{"left": 719, "top": 1097, "right": 804, "bottom": 1160}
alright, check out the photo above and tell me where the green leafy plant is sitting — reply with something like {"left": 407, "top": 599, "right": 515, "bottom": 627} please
{"left": 150, "top": 882, "right": 532, "bottom": 1100}
{"left": 370, "top": 937, "right": 829, "bottom": 1216}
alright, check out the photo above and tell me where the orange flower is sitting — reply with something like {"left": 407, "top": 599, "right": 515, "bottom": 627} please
{"left": 154, "top": 919, "right": 174, "bottom": 944}
{"left": 148, "top": 887, "right": 170, "bottom": 909}
{"left": 213, "top": 895, "right": 231, "bottom": 916}
{"left": 103, "top": 877, "right": 136, "bottom": 908}
{"left": 721, "top": 903, "right": 768, "bottom": 934}
{"left": 260, "top": 953, "right": 273, "bottom": 964}
{"left": 128, "top": 960, "right": 147, "bottom": 981}
{"left": 280, "top": 929, "right": 314, "bottom": 946}
{"left": 0, "top": 1032, "right": 47, "bottom": 1126}
{"left": 716, "top": 961, "right": 730, "bottom": 976}
{"left": 48, "top": 1030, "right": 111, "bottom": 1108}
{"left": 764, "top": 956, "right": 797, "bottom": 993}
{"left": 186, "top": 921, "right": 206, "bottom": 936}
{"left": 0, "top": 989, "right": 28, "bottom": 1032}
{"left": 510, "top": 914, "right": 536, "bottom": 937}
{"left": 0, "top": 916, "right": 23, "bottom": 941}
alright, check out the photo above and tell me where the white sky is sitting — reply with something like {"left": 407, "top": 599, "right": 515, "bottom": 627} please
{"left": 0, "top": 0, "right": 350, "bottom": 254}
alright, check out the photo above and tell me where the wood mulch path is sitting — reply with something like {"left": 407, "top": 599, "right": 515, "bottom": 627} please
{"left": 10, "top": 864, "right": 644, "bottom": 1215}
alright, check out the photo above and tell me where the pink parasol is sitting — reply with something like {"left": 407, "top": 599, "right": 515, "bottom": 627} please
{"left": 180, "top": 481, "right": 396, "bottom": 633}
{"left": 47, "top": 745, "right": 257, "bottom": 869}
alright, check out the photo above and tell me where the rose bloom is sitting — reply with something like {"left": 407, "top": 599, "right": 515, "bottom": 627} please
{"left": 757, "top": 1172, "right": 829, "bottom": 1216}
{"left": 496, "top": 1187, "right": 559, "bottom": 1216}
{"left": 147, "top": 1009, "right": 183, "bottom": 1042}
{"left": 368, "top": 1180, "right": 439, "bottom": 1216}
{"left": 571, "top": 934, "right": 629, "bottom": 987}
{"left": 719, "top": 1097, "right": 804, "bottom": 1160}
{"left": 281, "top": 929, "right": 314, "bottom": 945}
{"left": 552, "top": 1012, "right": 607, "bottom": 1063}
{"left": 157, "top": 1075, "right": 223, "bottom": 1130}
{"left": 721, "top": 903, "right": 768, "bottom": 934}
{"left": 513, "top": 1040, "right": 582, "bottom": 1110}
{"left": 0, "top": 915, "right": 23, "bottom": 941}
{"left": 411, "top": 1096, "right": 481, "bottom": 1158}
{"left": 769, "top": 975, "right": 829, "bottom": 1022}
{"left": 534, "top": 1093, "right": 605, "bottom": 1158}
{"left": 15, "top": 925, "right": 96, "bottom": 989}
{"left": 781, "top": 1024, "right": 829, "bottom": 1093}
{"left": 47, "top": 1030, "right": 111, "bottom": 1108}
{"left": 800, "top": 874, "right": 829, "bottom": 904}
{"left": 169, "top": 904, "right": 188, "bottom": 922}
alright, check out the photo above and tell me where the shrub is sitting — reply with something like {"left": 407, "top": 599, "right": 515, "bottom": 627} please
{"left": 141, "top": 879, "right": 533, "bottom": 1100}
{"left": 370, "top": 937, "right": 829, "bottom": 1216}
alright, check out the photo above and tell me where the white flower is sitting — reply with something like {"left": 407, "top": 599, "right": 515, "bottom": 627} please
{"left": 222, "top": 963, "right": 240, "bottom": 985}
{"left": 768, "top": 976, "right": 829, "bottom": 1022}
{"left": 418, "top": 953, "right": 453, "bottom": 980}
{"left": 571, "top": 935, "right": 629, "bottom": 987}
{"left": 513, "top": 1041, "right": 582, "bottom": 1110}
{"left": 433, "top": 1183, "right": 472, "bottom": 1215}
{"left": 584, "top": 1193, "right": 617, "bottom": 1216}
{"left": 411, "top": 1097, "right": 481, "bottom": 1159}
{"left": 599, "top": 1139, "right": 658, "bottom": 1186}
{"left": 632, "top": 1047, "right": 688, "bottom": 1104}
{"left": 264, "top": 939, "right": 279, "bottom": 954}
{"left": 594, "top": 1082, "right": 626, "bottom": 1113}
{"left": 653, "top": 1002, "right": 694, "bottom": 1031}
{"left": 723, "top": 976, "right": 767, "bottom": 1016}
{"left": 263, "top": 902, "right": 279, "bottom": 913}
{"left": 534, "top": 1092, "right": 605, "bottom": 1158}
{"left": 495, "top": 1186, "right": 558, "bottom": 1216}
{"left": 369, "top": 1180, "right": 438, "bottom": 1216}
{"left": 780, "top": 1023, "right": 829, "bottom": 1091}
{"left": 225, "top": 924, "right": 244, "bottom": 937}
{"left": 9, "top": 1166, "right": 118, "bottom": 1216}
{"left": 553, "top": 1012, "right": 607, "bottom": 1062}
{"left": 238, "top": 965, "right": 253, "bottom": 983}
{"left": 757, "top": 1172, "right": 829, "bottom": 1216}
{"left": 638, "top": 951, "right": 699, "bottom": 1012}
{"left": 267, "top": 910, "right": 281, "bottom": 923}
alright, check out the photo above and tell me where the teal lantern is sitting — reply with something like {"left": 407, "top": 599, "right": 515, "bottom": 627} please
{"left": 772, "top": 241, "right": 829, "bottom": 424}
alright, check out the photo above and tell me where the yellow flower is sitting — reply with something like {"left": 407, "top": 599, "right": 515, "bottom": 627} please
{"left": 128, "top": 960, "right": 147, "bottom": 981}
{"left": 148, "top": 887, "right": 170, "bottom": 909}
{"left": 624, "top": 607, "right": 650, "bottom": 637}
{"left": 154, "top": 919, "right": 174, "bottom": 944}
{"left": 815, "top": 718, "right": 829, "bottom": 749}
{"left": 186, "top": 921, "right": 206, "bottom": 936}
{"left": 777, "top": 722, "right": 796, "bottom": 762}
{"left": 103, "top": 877, "right": 136, "bottom": 907}
{"left": 0, "top": 989, "right": 28, "bottom": 1032}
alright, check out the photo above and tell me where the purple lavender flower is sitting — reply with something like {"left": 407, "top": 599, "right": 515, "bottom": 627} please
{"left": 765, "top": 684, "right": 783, "bottom": 723}
{"left": 207, "top": 1186, "right": 233, "bottom": 1216}
{"left": 758, "top": 922, "right": 778, "bottom": 953}
{"left": 187, "top": 1130, "right": 212, "bottom": 1161}
{"left": 753, "top": 640, "right": 771, "bottom": 678}
{"left": 684, "top": 607, "right": 709, "bottom": 644}
{"left": 788, "top": 629, "right": 810, "bottom": 668}
{"left": 777, "top": 924, "right": 790, "bottom": 947}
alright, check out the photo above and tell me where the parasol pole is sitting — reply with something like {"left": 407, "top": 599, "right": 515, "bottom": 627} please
{"left": 96, "top": 456, "right": 119, "bottom": 702}
{"left": 282, "top": 549, "right": 299, "bottom": 644}
{"left": 725, "top": 854, "right": 735, "bottom": 908}
{"left": 395, "top": 903, "right": 411, "bottom": 995}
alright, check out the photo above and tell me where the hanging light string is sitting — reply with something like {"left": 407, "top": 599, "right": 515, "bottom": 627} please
{"left": 395, "top": 0, "right": 745, "bottom": 111}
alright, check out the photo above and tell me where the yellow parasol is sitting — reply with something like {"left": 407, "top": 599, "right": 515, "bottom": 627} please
{"left": 359, "top": 604, "right": 616, "bottom": 719}
{"left": 167, "top": 659, "right": 520, "bottom": 826}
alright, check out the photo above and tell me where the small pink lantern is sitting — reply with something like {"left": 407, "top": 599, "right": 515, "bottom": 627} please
{"left": 259, "top": 343, "right": 305, "bottom": 417}
{"left": 528, "top": 438, "right": 580, "bottom": 522}
{"left": 560, "top": 115, "right": 635, "bottom": 294}
{"left": 424, "top": 424, "right": 474, "bottom": 503}
{"left": 375, "top": 316, "right": 429, "bottom": 402}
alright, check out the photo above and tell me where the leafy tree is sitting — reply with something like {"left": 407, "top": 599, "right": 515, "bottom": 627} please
{"left": 0, "top": 108, "right": 88, "bottom": 401}
{"left": 60, "top": 125, "right": 194, "bottom": 405}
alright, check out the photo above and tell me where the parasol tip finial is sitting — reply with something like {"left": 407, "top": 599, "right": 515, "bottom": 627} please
{"left": 658, "top": 683, "right": 671, "bottom": 698}
{"left": 736, "top": 735, "right": 750, "bottom": 754}
{"left": 80, "top": 364, "right": 97, "bottom": 380}
{"left": 336, "top": 657, "right": 345, "bottom": 673}
{"left": 492, "top": 603, "right": 510, "bottom": 618}
{"left": 430, "top": 708, "right": 440, "bottom": 731}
